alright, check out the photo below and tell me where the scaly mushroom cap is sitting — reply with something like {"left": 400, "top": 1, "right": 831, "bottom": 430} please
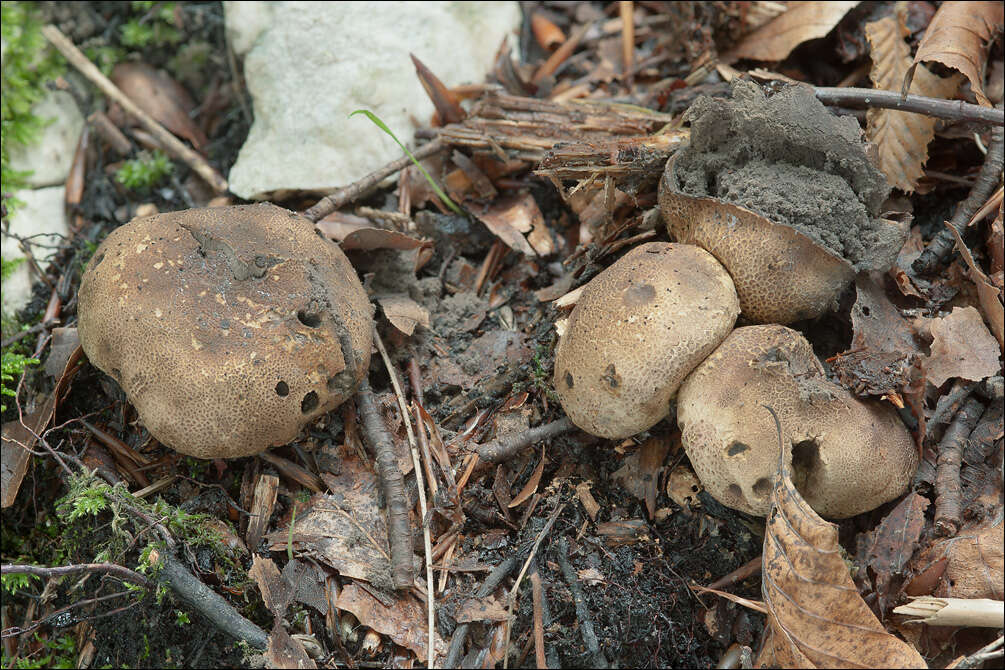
{"left": 659, "top": 155, "right": 855, "bottom": 324}
{"left": 677, "top": 325, "right": 918, "bottom": 518}
{"left": 78, "top": 203, "right": 372, "bottom": 459}
{"left": 554, "top": 242, "right": 739, "bottom": 438}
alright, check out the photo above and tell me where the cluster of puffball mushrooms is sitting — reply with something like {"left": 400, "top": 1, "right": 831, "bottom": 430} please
{"left": 77, "top": 81, "right": 918, "bottom": 522}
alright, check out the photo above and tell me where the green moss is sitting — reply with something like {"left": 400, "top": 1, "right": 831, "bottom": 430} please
{"left": 1, "top": 1, "right": 65, "bottom": 214}
{"left": 115, "top": 150, "right": 174, "bottom": 190}
{"left": 1, "top": 350, "right": 40, "bottom": 412}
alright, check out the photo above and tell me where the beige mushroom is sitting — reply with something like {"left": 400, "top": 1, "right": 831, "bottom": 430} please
{"left": 78, "top": 203, "right": 372, "bottom": 459}
{"left": 658, "top": 80, "right": 907, "bottom": 324}
{"left": 553, "top": 242, "right": 739, "bottom": 439}
{"left": 676, "top": 324, "right": 918, "bottom": 518}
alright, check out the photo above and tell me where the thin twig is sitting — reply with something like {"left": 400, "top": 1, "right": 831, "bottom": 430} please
{"left": 478, "top": 417, "right": 576, "bottom": 463}
{"left": 503, "top": 502, "right": 566, "bottom": 669}
{"left": 953, "top": 635, "right": 1004, "bottom": 669}
{"left": 556, "top": 535, "right": 608, "bottom": 668}
{"left": 302, "top": 139, "right": 446, "bottom": 222}
{"left": 41, "top": 25, "right": 228, "bottom": 193}
{"left": 443, "top": 557, "right": 517, "bottom": 668}
{"left": 355, "top": 378, "right": 414, "bottom": 590}
{"left": 371, "top": 326, "right": 435, "bottom": 669}
{"left": 1, "top": 563, "right": 151, "bottom": 589}
{"left": 934, "top": 397, "right": 986, "bottom": 536}
{"left": 529, "top": 562, "right": 548, "bottom": 670}
{"left": 706, "top": 555, "right": 763, "bottom": 591}
{"left": 814, "top": 88, "right": 1004, "bottom": 126}
{"left": 927, "top": 381, "right": 977, "bottom": 434}
{"left": 914, "top": 102, "right": 1005, "bottom": 273}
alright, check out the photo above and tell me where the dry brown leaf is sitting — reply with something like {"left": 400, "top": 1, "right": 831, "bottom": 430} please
{"left": 507, "top": 447, "right": 545, "bottom": 508}
{"left": 759, "top": 459, "right": 926, "bottom": 667}
{"left": 866, "top": 13, "right": 962, "bottom": 192}
{"left": 377, "top": 294, "right": 430, "bottom": 336}
{"left": 249, "top": 555, "right": 289, "bottom": 616}
{"left": 411, "top": 53, "right": 465, "bottom": 126}
{"left": 265, "top": 621, "right": 317, "bottom": 670}
{"left": 111, "top": 62, "right": 208, "bottom": 151}
{"left": 264, "top": 446, "right": 395, "bottom": 585}
{"left": 611, "top": 435, "right": 671, "bottom": 520}
{"left": 473, "top": 193, "right": 549, "bottom": 256}
{"left": 727, "top": 1, "right": 860, "bottom": 62}
{"left": 855, "top": 493, "right": 929, "bottom": 613}
{"left": 455, "top": 594, "right": 510, "bottom": 623}
{"left": 316, "top": 216, "right": 429, "bottom": 252}
{"left": 946, "top": 223, "right": 1005, "bottom": 350}
{"left": 905, "top": 1, "right": 1005, "bottom": 107}
{"left": 912, "top": 511, "right": 1003, "bottom": 600}
{"left": 924, "top": 306, "right": 1000, "bottom": 387}
{"left": 2, "top": 393, "right": 55, "bottom": 508}
{"left": 336, "top": 580, "right": 446, "bottom": 661}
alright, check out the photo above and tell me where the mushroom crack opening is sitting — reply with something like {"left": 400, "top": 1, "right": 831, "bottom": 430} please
{"left": 178, "top": 223, "right": 280, "bottom": 282}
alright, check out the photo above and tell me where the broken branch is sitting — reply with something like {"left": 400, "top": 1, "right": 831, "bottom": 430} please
{"left": 934, "top": 396, "right": 986, "bottom": 536}
{"left": 814, "top": 88, "right": 1004, "bottom": 126}
{"left": 477, "top": 416, "right": 576, "bottom": 463}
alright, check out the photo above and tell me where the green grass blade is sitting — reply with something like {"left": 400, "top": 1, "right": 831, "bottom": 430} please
{"left": 349, "top": 109, "right": 462, "bottom": 215}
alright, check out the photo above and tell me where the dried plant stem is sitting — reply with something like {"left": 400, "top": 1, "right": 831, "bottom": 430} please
{"left": 478, "top": 417, "right": 576, "bottom": 463}
{"left": 503, "top": 502, "right": 565, "bottom": 669}
{"left": 302, "top": 139, "right": 446, "bottom": 222}
{"left": 371, "top": 326, "right": 435, "bottom": 669}
{"left": 814, "top": 88, "right": 1004, "bottom": 127}
{"left": 529, "top": 562, "right": 548, "bottom": 669}
{"left": 914, "top": 103, "right": 1005, "bottom": 273}
{"left": 41, "top": 25, "right": 228, "bottom": 193}
{"left": 1, "top": 562, "right": 151, "bottom": 589}
{"left": 934, "top": 397, "right": 986, "bottom": 536}
{"left": 707, "top": 555, "right": 763, "bottom": 591}
{"left": 444, "top": 557, "right": 517, "bottom": 668}
{"left": 355, "top": 378, "right": 414, "bottom": 590}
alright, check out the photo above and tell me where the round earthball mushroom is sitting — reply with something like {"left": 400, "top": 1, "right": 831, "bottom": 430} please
{"left": 553, "top": 242, "right": 740, "bottom": 439}
{"left": 659, "top": 80, "right": 908, "bottom": 324}
{"left": 676, "top": 325, "right": 918, "bottom": 518}
{"left": 78, "top": 203, "right": 372, "bottom": 459}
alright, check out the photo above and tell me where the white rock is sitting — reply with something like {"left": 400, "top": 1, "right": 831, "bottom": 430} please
{"left": 6, "top": 91, "right": 85, "bottom": 188}
{"left": 1, "top": 186, "right": 68, "bottom": 315}
{"left": 224, "top": 1, "right": 521, "bottom": 200}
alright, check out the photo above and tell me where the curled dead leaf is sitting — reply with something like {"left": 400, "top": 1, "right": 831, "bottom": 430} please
{"left": 111, "top": 62, "right": 208, "bottom": 152}
{"left": 924, "top": 306, "right": 1000, "bottom": 387}
{"left": 759, "top": 446, "right": 926, "bottom": 667}
{"left": 727, "top": 1, "right": 860, "bottom": 62}
{"left": 377, "top": 295, "right": 430, "bottom": 336}
{"left": 904, "top": 1, "right": 1005, "bottom": 106}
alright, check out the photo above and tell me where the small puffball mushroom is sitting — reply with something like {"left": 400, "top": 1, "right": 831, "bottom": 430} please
{"left": 78, "top": 203, "right": 372, "bottom": 459}
{"left": 677, "top": 325, "right": 918, "bottom": 518}
{"left": 554, "top": 242, "right": 739, "bottom": 439}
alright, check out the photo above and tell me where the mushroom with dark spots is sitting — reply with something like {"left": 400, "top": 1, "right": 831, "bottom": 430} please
{"left": 676, "top": 325, "right": 918, "bottom": 518}
{"left": 553, "top": 242, "right": 740, "bottom": 439}
{"left": 78, "top": 203, "right": 373, "bottom": 459}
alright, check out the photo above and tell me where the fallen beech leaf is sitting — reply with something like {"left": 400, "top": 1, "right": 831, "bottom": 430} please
{"left": 866, "top": 12, "right": 961, "bottom": 192}
{"left": 759, "top": 456, "right": 926, "bottom": 667}
{"left": 317, "top": 217, "right": 430, "bottom": 252}
{"left": 111, "top": 62, "right": 208, "bottom": 151}
{"left": 855, "top": 493, "right": 929, "bottom": 612}
{"left": 727, "top": 2, "right": 860, "bottom": 62}
{"left": 911, "top": 511, "right": 1004, "bottom": 600}
{"left": 336, "top": 580, "right": 446, "bottom": 660}
{"left": 904, "top": 1, "right": 1005, "bottom": 107}
{"left": 455, "top": 594, "right": 510, "bottom": 623}
{"left": 378, "top": 294, "right": 430, "bottom": 336}
{"left": 249, "top": 555, "right": 290, "bottom": 616}
{"left": 924, "top": 306, "right": 1000, "bottom": 387}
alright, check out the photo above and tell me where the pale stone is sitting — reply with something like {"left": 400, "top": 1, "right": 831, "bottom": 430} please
{"left": 224, "top": 1, "right": 521, "bottom": 199}
{"left": 1, "top": 186, "right": 68, "bottom": 314}
{"left": 7, "top": 91, "right": 85, "bottom": 188}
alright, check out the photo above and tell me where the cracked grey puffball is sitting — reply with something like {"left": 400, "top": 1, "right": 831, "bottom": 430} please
{"left": 78, "top": 204, "right": 372, "bottom": 459}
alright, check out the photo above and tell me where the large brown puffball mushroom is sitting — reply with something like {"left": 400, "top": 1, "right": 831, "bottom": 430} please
{"left": 677, "top": 325, "right": 917, "bottom": 518}
{"left": 78, "top": 204, "right": 372, "bottom": 459}
{"left": 659, "top": 80, "right": 907, "bottom": 324}
{"left": 554, "top": 242, "right": 739, "bottom": 439}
